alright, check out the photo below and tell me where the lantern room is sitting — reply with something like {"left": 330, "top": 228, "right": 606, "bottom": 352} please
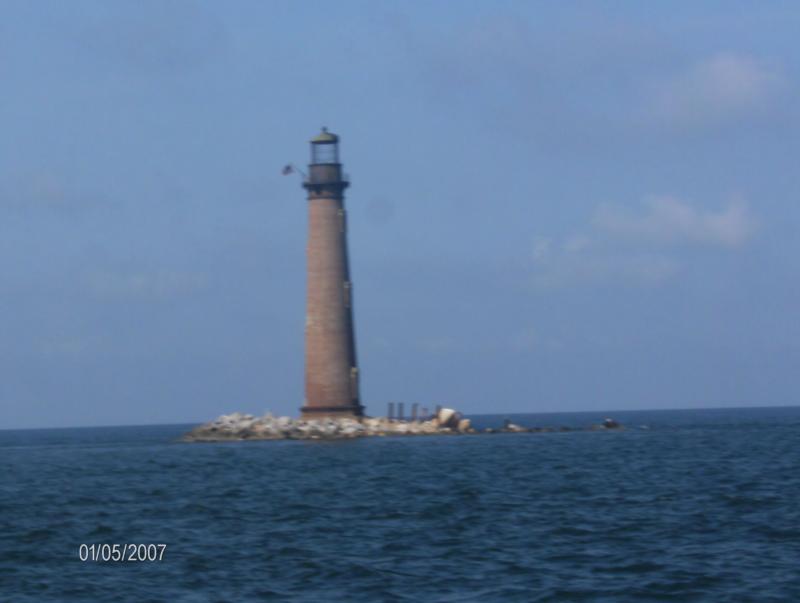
{"left": 310, "top": 127, "right": 339, "bottom": 164}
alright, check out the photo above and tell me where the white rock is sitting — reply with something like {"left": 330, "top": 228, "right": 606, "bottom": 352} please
{"left": 437, "top": 408, "right": 460, "bottom": 428}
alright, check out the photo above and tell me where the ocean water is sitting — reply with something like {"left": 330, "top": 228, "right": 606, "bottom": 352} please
{"left": 2, "top": 407, "right": 799, "bottom": 602}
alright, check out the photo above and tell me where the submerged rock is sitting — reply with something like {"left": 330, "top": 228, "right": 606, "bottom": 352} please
{"left": 501, "top": 419, "right": 530, "bottom": 433}
{"left": 590, "top": 418, "right": 624, "bottom": 431}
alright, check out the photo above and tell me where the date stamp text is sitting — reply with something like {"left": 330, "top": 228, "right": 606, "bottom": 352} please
{"left": 78, "top": 544, "right": 166, "bottom": 562}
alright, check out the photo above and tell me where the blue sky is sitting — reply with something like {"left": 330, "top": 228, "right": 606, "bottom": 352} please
{"left": 1, "top": 1, "right": 798, "bottom": 428}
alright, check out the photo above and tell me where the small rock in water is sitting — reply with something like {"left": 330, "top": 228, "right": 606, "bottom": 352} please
{"left": 502, "top": 419, "right": 529, "bottom": 433}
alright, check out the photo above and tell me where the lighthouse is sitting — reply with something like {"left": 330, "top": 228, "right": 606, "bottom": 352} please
{"left": 300, "top": 128, "right": 364, "bottom": 419}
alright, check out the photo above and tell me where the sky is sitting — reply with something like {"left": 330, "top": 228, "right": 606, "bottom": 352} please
{"left": 1, "top": 1, "right": 799, "bottom": 428}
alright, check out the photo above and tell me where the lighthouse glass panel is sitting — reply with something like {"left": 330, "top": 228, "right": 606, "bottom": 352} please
{"left": 312, "top": 143, "right": 338, "bottom": 164}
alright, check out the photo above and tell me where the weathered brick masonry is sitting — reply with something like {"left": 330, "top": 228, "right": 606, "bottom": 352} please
{"left": 300, "top": 129, "right": 363, "bottom": 419}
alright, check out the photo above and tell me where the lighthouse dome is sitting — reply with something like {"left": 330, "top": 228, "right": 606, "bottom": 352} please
{"left": 310, "top": 127, "right": 339, "bottom": 144}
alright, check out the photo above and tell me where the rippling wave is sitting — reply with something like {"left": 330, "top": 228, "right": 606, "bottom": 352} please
{"left": 2, "top": 407, "right": 799, "bottom": 601}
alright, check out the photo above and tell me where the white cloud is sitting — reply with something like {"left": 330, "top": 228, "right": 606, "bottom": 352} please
{"left": 652, "top": 53, "right": 785, "bottom": 126}
{"left": 530, "top": 195, "right": 756, "bottom": 288}
{"left": 594, "top": 196, "right": 756, "bottom": 247}
{"left": 563, "top": 234, "right": 591, "bottom": 254}
{"left": 532, "top": 247, "right": 678, "bottom": 288}
{"left": 89, "top": 270, "right": 207, "bottom": 301}
{"left": 0, "top": 172, "right": 106, "bottom": 214}
{"left": 531, "top": 236, "right": 552, "bottom": 262}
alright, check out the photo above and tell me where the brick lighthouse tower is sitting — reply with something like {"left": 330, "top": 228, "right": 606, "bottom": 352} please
{"left": 300, "top": 128, "right": 364, "bottom": 419}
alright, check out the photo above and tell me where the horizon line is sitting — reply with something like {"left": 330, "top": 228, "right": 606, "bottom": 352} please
{"left": 2, "top": 402, "right": 799, "bottom": 432}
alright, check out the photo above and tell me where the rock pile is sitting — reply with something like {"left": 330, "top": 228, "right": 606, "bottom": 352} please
{"left": 182, "top": 407, "right": 475, "bottom": 442}
{"left": 181, "top": 408, "right": 624, "bottom": 442}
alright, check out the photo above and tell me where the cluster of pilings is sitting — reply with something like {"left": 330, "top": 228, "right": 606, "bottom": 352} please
{"left": 386, "top": 402, "right": 446, "bottom": 422}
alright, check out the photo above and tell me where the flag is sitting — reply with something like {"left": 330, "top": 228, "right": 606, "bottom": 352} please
{"left": 281, "top": 164, "right": 294, "bottom": 175}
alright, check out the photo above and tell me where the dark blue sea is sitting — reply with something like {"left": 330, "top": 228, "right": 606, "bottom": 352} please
{"left": 2, "top": 407, "right": 799, "bottom": 602}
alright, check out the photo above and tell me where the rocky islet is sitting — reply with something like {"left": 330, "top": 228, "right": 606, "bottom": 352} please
{"left": 182, "top": 408, "right": 623, "bottom": 442}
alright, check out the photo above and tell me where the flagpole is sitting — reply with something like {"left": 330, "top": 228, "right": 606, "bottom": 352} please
{"left": 282, "top": 163, "right": 307, "bottom": 180}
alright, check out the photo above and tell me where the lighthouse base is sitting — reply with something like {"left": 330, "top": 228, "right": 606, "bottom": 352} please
{"left": 300, "top": 404, "right": 365, "bottom": 421}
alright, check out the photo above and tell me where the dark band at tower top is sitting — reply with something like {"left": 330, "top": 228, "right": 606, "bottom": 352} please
{"left": 300, "top": 128, "right": 363, "bottom": 419}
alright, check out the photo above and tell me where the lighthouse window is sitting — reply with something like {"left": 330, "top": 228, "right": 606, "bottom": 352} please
{"left": 312, "top": 143, "right": 338, "bottom": 164}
